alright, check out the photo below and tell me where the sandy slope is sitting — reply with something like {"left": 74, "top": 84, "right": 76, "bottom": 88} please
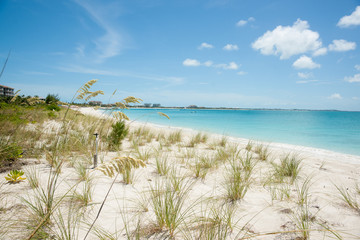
{"left": 1, "top": 107, "right": 359, "bottom": 239}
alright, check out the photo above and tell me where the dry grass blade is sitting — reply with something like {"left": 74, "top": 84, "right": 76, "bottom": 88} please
{"left": 115, "top": 101, "right": 127, "bottom": 109}
{"left": 123, "top": 96, "right": 143, "bottom": 104}
{"left": 149, "top": 179, "right": 194, "bottom": 237}
{"left": 10, "top": 89, "right": 21, "bottom": 103}
{"left": 76, "top": 79, "right": 98, "bottom": 100}
{"left": 97, "top": 156, "right": 146, "bottom": 178}
{"left": 335, "top": 184, "right": 360, "bottom": 211}
{"left": 85, "top": 90, "right": 104, "bottom": 101}
{"left": 158, "top": 112, "right": 170, "bottom": 120}
{"left": 112, "top": 111, "right": 130, "bottom": 121}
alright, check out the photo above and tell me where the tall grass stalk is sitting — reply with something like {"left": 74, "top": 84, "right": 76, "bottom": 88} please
{"left": 266, "top": 184, "right": 291, "bottom": 203}
{"left": 122, "top": 167, "right": 135, "bottom": 184}
{"left": 257, "top": 145, "right": 271, "bottom": 161}
{"left": 190, "top": 204, "right": 236, "bottom": 240}
{"left": 25, "top": 166, "right": 40, "bottom": 189}
{"left": 167, "top": 130, "right": 182, "bottom": 145}
{"left": 92, "top": 225, "right": 122, "bottom": 240}
{"left": 74, "top": 160, "right": 92, "bottom": 182}
{"left": 168, "top": 167, "right": 188, "bottom": 192}
{"left": 245, "top": 140, "right": 254, "bottom": 152}
{"left": 22, "top": 164, "right": 63, "bottom": 225}
{"left": 72, "top": 178, "right": 94, "bottom": 208}
{"left": 188, "top": 157, "right": 211, "bottom": 180}
{"left": 225, "top": 161, "right": 251, "bottom": 202}
{"left": 180, "top": 148, "right": 196, "bottom": 160}
{"left": 149, "top": 179, "right": 193, "bottom": 237}
{"left": 240, "top": 152, "right": 256, "bottom": 174}
{"left": 214, "top": 147, "right": 231, "bottom": 163}
{"left": 24, "top": 167, "right": 80, "bottom": 240}
{"left": 218, "top": 136, "right": 228, "bottom": 148}
{"left": 134, "top": 147, "right": 152, "bottom": 162}
{"left": 53, "top": 202, "right": 81, "bottom": 240}
{"left": 291, "top": 204, "right": 313, "bottom": 240}
{"left": 335, "top": 184, "right": 359, "bottom": 211}
{"left": 296, "top": 176, "right": 312, "bottom": 206}
{"left": 272, "top": 153, "right": 302, "bottom": 184}
{"left": 155, "top": 154, "right": 170, "bottom": 176}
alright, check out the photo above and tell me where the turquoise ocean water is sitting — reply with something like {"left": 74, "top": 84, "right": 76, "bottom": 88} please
{"left": 104, "top": 109, "right": 360, "bottom": 156}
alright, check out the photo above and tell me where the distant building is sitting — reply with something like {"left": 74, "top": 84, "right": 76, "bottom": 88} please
{"left": 187, "top": 105, "right": 198, "bottom": 108}
{"left": 89, "top": 101, "right": 102, "bottom": 106}
{"left": 152, "top": 103, "right": 161, "bottom": 107}
{"left": 144, "top": 103, "right": 152, "bottom": 107}
{"left": 0, "top": 85, "right": 14, "bottom": 97}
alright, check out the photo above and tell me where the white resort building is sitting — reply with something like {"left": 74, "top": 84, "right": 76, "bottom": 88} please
{"left": 0, "top": 85, "right": 14, "bottom": 97}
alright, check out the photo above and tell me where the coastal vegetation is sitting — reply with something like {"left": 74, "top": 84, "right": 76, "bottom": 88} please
{"left": 0, "top": 81, "right": 359, "bottom": 239}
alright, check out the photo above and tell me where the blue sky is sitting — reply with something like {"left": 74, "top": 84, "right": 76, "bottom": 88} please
{"left": 1, "top": 0, "right": 360, "bottom": 110}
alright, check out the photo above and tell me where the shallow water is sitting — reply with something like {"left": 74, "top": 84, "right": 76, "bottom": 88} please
{"left": 104, "top": 108, "right": 360, "bottom": 156}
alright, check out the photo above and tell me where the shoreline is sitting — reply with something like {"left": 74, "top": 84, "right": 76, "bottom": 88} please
{"left": 99, "top": 106, "right": 360, "bottom": 113}
{"left": 79, "top": 107, "right": 360, "bottom": 164}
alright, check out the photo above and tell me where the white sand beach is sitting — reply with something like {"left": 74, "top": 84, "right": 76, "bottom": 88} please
{"left": 1, "top": 106, "right": 360, "bottom": 239}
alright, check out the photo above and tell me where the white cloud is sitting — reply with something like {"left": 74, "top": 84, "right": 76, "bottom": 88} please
{"left": 344, "top": 73, "right": 360, "bottom": 83}
{"left": 183, "top": 58, "right": 201, "bottom": 67}
{"left": 198, "top": 42, "right": 214, "bottom": 50}
{"left": 236, "top": 20, "right": 247, "bottom": 27}
{"left": 296, "top": 80, "right": 318, "bottom": 84}
{"left": 297, "top": 72, "right": 313, "bottom": 79}
{"left": 352, "top": 96, "right": 359, "bottom": 100}
{"left": 293, "top": 55, "right": 320, "bottom": 69}
{"left": 74, "top": 0, "right": 125, "bottom": 62}
{"left": 355, "top": 64, "right": 360, "bottom": 70}
{"left": 183, "top": 59, "right": 239, "bottom": 70}
{"left": 328, "top": 39, "right": 356, "bottom": 52}
{"left": 236, "top": 17, "right": 255, "bottom": 27}
{"left": 252, "top": 19, "right": 323, "bottom": 59}
{"left": 225, "top": 62, "right": 238, "bottom": 70}
{"left": 223, "top": 44, "right": 239, "bottom": 51}
{"left": 328, "top": 93, "right": 342, "bottom": 100}
{"left": 75, "top": 44, "right": 85, "bottom": 57}
{"left": 313, "top": 47, "right": 327, "bottom": 56}
{"left": 337, "top": 6, "right": 360, "bottom": 28}
{"left": 203, "top": 61, "right": 213, "bottom": 67}
{"left": 237, "top": 71, "right": 247, "bottom": 75}
{"left": 215, "top": 62, "right": 239, "bottom": 70}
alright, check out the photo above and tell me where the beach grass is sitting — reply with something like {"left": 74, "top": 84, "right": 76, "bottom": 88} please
{"left": 225, "top": 160, "right": 251, "bottom": 202}
{"left": 272, "top": 153, "right": 302, "bottom": 184}
{"left": 335, "top": 184, "right": 360, "bottom": 211}
{"left": 149, "top": 179, "right": 193, "bottom": 237}
{"left": 155, "top": 154, "right": 171, "bottom": 176}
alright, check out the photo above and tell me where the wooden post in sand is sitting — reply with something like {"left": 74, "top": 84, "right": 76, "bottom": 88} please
{"left": 93, "top": 133, "right": 99, "bottom": 168}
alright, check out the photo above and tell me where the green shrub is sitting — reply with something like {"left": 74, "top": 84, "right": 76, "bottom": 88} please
{"left": 47, "top": 111, "right": 57, "bottom": 118}
{"left": 45, "top": 94, "right": 60, "bottom": 104}
{"left": 108, "top": 121, "right": 128, "bottom": 150}
{"left": 0, "top": 143, "right": 23, "bottom": 170}
{"left": 46, "top": 104, "right": 60, "bottom": 112}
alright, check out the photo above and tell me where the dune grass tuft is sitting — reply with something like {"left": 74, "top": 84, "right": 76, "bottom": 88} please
{"left": 335, "top": 184, "right": 360, "bottom": 211}
{"left": 167, "top": 130, "right": 183, "bottom": 145}
{"left": 149, "top": 179, "right": 194, "bottom": 237}
{"left": 225, "top": 160, "right": 251, "bottom": 202}
{"left": 272, "top": 153, "right": 302, "bottom": 184}
{"left": 155, "top": 154, "right": 171, "bottom": 176}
